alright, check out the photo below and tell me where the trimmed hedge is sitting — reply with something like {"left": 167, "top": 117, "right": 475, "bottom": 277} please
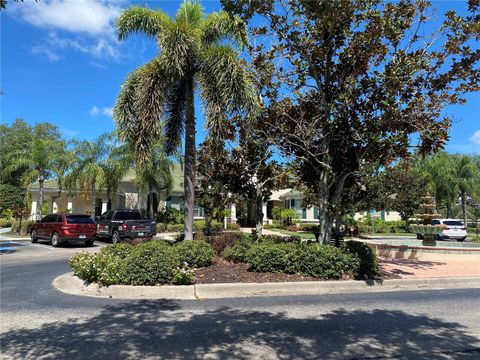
{"left": 245, "top": 242, "right": 360, "bottom": 279}
{"left": 223, "top": 237, "right": 254, "bottom": 263}
{"left": 342, "top": 241, "right": 379, "bottom": 277}
{"left": 0, "top": 218, "right": 14, "bottom": 228}
{"left": 70, "top": 240, "right": 216, "bottom": 286}
{"left": 174, "top": 240, "right": 215, "bottom": 268}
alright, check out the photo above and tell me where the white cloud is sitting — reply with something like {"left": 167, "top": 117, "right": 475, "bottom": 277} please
{"left": 89, "top": 106, "right": 113, "bottom": 118}
{"left": 470, "top": 130, "right": 480, "bottom": 145}
{"left": 10, "top": 0, "right": 122, "bottom": 62}
{"left": 10, "top": 0, "right": 121, "bottom": 35}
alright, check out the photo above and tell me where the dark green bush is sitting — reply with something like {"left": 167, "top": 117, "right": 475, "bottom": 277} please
{"left": 245, "top": 242, "right": 361, "bottom": 279}
{"left": 122, "top": 241, "right": 178, "bottom": 285}
{"left": 173, "top": 240, "right": 215, "bottom": 268}
{"left": 156, "top": 207, "right": 184, "bottom": 224}
{"left": 223, "top": 237, "right": 253, "bottom": 263}
{"left": 342, "top": 241, "right": 379, "bottom": 277}
{"left": 262, "top": 234, "right": 302, "bottom": 244}
{"left": 166, "top": 223, "right": 184, "bottom": 232}
{"left": 99, "top": 243, "right": 133, "bottom": 260}
{"left": 11, "top": 220, "right": 32, "bottom": 234}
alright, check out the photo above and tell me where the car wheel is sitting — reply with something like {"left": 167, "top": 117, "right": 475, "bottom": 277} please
{"left": 31, "top": 230, "right": 38, "bottom": 243}
{"left": 51, "top": 232, "right": 60, "bottom": 247}
{"left": 85, "top": 240, "right": 94, "bottom": 247}
{"left": 112, "top": 230, "right": 120, "bottom": 244}
{"left": 457, "top": 237, "right": 466, "bottom": 242}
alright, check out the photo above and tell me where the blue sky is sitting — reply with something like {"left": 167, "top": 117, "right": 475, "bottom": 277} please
{"left": 1, "top": 0, "right": 479, "bottom": 154}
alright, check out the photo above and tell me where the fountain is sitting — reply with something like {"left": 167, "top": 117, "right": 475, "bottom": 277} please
{"left": 410, "top": 194, "right": 444, "bottom": 246}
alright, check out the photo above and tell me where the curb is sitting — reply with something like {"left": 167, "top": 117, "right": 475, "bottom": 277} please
{"left": 53, "top": 272, "right": 480, "bottom": 300}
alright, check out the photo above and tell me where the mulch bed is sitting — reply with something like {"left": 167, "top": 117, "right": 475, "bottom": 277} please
{"left": 194, "top": 257, "right": 400, "bottom": 284}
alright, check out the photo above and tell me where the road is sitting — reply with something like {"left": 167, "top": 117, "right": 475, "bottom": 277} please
{"left": 1, "top": 242, "right": 480, "bottom": 359}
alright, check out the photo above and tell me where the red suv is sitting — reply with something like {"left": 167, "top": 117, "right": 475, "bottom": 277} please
{"left": 31, "top": 214, "right": 96, "bottom": 247}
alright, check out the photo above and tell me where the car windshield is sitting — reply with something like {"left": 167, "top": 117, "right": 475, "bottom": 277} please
{"left": 443, "top": 220, "right": 463, "bottom": 226}
{"left": 114, "top": 211, "right": 143, "bottom": 220}
{"left": 66, "top": 215, "right": 94, "bottom": 224}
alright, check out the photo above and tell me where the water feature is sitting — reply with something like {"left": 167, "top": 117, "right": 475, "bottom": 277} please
{"left": 409, "top": 194, "right": 443, "bottom": 247}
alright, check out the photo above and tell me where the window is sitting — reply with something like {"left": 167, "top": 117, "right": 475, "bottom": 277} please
{"left": 42, "top": 214, "right": 58, "bottom": 223}
{"left": 443, "top": 220, "right": 463, "bottom": 226}
{"left": 284, "top": 200, "right": 290, "bottom": 209}
{"left": 302, "top": 208, "right": 307, "bottom": 219}
{"left": 314, "top": 206, "right": 319, "bottom": 219}
{"left": 290, "top": 199, "right": 296, "bottom": 208}
{"left": 193, "top": 205, "right": 203, "bottom": 218}
{"left": 101, "top": 211, "right": 114, "bottom": 221}
{"left": 114, "top": 211, "right": 142, "bottom": 220}
{"left": 66, "top": 215, "right": 94, "bottom": 224}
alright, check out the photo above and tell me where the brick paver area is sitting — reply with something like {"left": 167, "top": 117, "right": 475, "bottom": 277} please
{"left": 380, "top": 257, "right": 480, "bottom": 278}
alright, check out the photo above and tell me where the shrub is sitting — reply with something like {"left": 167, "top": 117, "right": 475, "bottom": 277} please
{"left": 95, "top": 251, "right": 126, "bottom": 286}
{"left": 0, "top": 218, "right": 14, "bottom": 228}
{"left": 172, "top": 264, "right": 195, "bottom": 285}
{"left": 223, "top": 238, "right": 253, "bottom": 263}
{"left": 156, "top": 207, "right": 184, "bottom": 224}
{"left": 173, "top": 240, "right": 215, "bottom": 268}
{"left": 11, "top": 220, "right": 32, "bottom": 234}
{"left": 262, "top": 235, "right": 302, "bottom": 244}
{"left": 285, "top": 225, "right": 299, "bottom": 232}
{"left": 122, "top": 241, "right": 178, "bottom": 285}
{"left": 342, "top": 241, "right": 379, "bottom": 277}
{"left": 166, "top": 223, "right": 184, "bottom": 232}
{"left": 69, "top": 253, "right": 98, "bottom": 283}
{"left": 227, "top": 223, "right": 240, "bottom": 231}
{"left": 207, "top": 231, "right": 245, "bottom": 254}
{"left": 99, "top": 243, "right": 132, "bottom": 259}
{"left": 245, "top": 242, "right": 361, "bottom": 279}
{"left": 193, "top": 220, "right": 223, "bottom": 232}
{"left": 156, "top": 223, "right": 167, "bottom": 232}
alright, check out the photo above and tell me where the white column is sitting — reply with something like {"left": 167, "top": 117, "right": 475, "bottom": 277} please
{"left": 101, "top": 200, "right": 108, "bottom": 215}
{"left": 67, "top": 197, "right": 73, "bottom": 213}
{"left": 230, "top": 203, "right": 237, "bottom": 222}
{"left": 53, "top": 197, "right": 59, "bottom": 213}
{"left": 30, "top": 198, "right": 38, "bottom": 221}
{"left": 262, "top": 202, "right": 268, "bottom": 222}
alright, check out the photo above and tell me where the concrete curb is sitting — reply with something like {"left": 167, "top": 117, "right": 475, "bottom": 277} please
{"left": 53, "top": 272, "right": 480, "bottom": 300}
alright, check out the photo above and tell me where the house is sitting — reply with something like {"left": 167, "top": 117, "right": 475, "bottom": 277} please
{"left": 28, "top": 165, "right": 400, "bottom": 223}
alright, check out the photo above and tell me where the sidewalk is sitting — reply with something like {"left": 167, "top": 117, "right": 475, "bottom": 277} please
{"left": 380, "top": 256, "right": 480, "bottom": 278}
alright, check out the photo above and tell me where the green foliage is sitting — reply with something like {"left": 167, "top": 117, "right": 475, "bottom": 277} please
{"left": 173, "top": 240, "right": 215, "bottom": 268}
{"left": 272, "top": 207, "right": 300, "bottom": 226}
{"left": 358, "top": 219, "right": 408, "bottom": 234}
{"left": 206, "top": 231, "right": 245, "bottom": 254}
{"left": 227, "top": 223, "right": 240, "bottom": 230}
{"left": 245, "top": 242, "right": 360, "bottom": 279}
{"left": 0, "top": 218, "right": 14, "bottom": 228}
{"left": 342, "top": 241, "right": 379, "bottom": 277}
{"left": 99, "top": 243, "right": 133, "bottom": 260}
{"left": 0, "top": 184, "right": 23, "bottom": 218}
{"left": 122, "top": 241, "right": 178, "bottom": 285}
{"left": 166, "top": 223, "right": 184, "bottom": 232}
{"left": 11, "top": 219, "right": 33, "bottom": 234}
{"left": 156, "top": 207, "right": 184, "bottom": 224}
{"left": 222, "top": 237, "right": 253, "bottom": 263}
{"left": 172, "top": 264, "right": 195, "bottom": 285}
{"left": 69, "top": 253, "right": 98, "bottom": 283}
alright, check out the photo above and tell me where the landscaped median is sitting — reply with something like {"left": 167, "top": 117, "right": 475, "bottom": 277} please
{"left": 68, "top": 235, "right": 379, "bottom": 287}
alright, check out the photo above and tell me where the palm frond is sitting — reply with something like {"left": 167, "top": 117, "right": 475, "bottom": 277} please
{"left": 198, "top": 45, "right": 259, "bottom": 140}
{"left": 176, "top": 1, "right": 204, "bottom": 27}
{"left": 201, "top": 11, "right": 247, "bottom": 48}
{"left": 164, "top": 80, "right": 186, "bottom": 155}
{"left": 116, "top": 6, "right": 171, "bottom": 40}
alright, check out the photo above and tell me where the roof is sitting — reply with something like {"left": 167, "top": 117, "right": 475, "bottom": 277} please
{"left": 29, "top": 163, "right": 185, "bottom": 193}
{"left": 269, "top": 188, "right": 304, "bottom": 201}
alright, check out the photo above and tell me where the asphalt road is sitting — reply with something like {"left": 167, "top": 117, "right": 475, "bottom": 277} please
{"left": 1, "top": 243, "right": 480, "bottom": 359}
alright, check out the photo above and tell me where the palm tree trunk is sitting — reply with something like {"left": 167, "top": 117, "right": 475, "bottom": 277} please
{"left": 91, "top": 183, "right": 96, "bottom": 219}
{"left": 148, "top": 183, "right": 154, "bottom": 219}
{"left": 255, "top": 184, "right": 264, "bottom": 235}
{"left": 38, "top": 170, "right": 45, "bottom": 220}
{"left": 184, "top": 77, "right": 196, "bottom": 240}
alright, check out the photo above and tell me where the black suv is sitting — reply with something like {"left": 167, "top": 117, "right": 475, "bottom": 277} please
{"left": 96, "top": 209, "right": 156, "bottom": 243}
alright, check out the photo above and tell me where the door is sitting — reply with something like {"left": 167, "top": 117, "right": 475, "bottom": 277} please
{"left": 97, "top": 210, "right": 113, "bottom": 236}
{"left": 38, "top": 214, "right": 55, "bottom": 238}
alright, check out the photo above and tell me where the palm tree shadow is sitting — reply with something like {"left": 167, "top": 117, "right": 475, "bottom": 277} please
{"left": 2, "top": 300, "right": 480, "bottom": 359}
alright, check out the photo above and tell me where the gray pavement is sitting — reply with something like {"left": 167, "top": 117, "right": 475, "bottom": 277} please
{"left": 1, "top": 244, "right": 480, "bottom": 359}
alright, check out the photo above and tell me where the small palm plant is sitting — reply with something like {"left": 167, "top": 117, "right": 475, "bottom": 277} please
{"left": 113, "top": 1, "right": 258, "bottom": 240}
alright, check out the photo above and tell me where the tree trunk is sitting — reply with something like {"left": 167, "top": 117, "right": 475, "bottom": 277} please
{"left": 183, "top": 77, "right": 196, "bottom": 240}
{"left": 91, "top": 183, "right": 96, "bottom": 220}
{"left": 317, "top": 171, "right": 331, "bottom": 244}
{"left": 446, "top": 204, "right": 453, "bottom": 218}
{"left": 461, "top": 190, "right": 468, "bottom": 227}
{"left": 148, "top": 184, "right": 154, "bottom": 219}
{"left": 255, "top": 184, "right": 264, "bottom": 236}
{"left": 38, "top": 171, "right": 45, "bottom": 220}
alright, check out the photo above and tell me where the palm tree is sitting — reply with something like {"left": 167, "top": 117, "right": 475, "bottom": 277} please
{"left": 113, "top": 1, "right": 258, "bottom": 240}
{"left": 6, "top": 123, "right": 66, "bottom": 220}
{"left": 452, "top": 155, "right": 479, "bottom": 226}
{"left": 67, "top": 134, "right": 129, "bottom": 218}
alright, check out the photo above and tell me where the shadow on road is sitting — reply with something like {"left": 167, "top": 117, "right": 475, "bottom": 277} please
{"left": 1, "top": 300, "right": 480, "bottom": 359}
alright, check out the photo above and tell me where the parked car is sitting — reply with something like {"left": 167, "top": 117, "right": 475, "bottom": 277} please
{"left": 95, "top": 209, "right": 156, "bottom": 243}
{"left": 431, "top": 219, "right": 468, "bottom": 242}
{"left": 31, "top": 214, "right": 96, "bottom": 247}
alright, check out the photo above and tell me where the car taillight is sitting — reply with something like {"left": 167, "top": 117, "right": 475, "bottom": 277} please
{"left": 61, "top": 224, "right": 75, "bottom": 230}
{"left": 444, "top": 227, "right": 450, "bottom": 230}
{"left": 121, "top": 223, "right": 127, "bottom": 231}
